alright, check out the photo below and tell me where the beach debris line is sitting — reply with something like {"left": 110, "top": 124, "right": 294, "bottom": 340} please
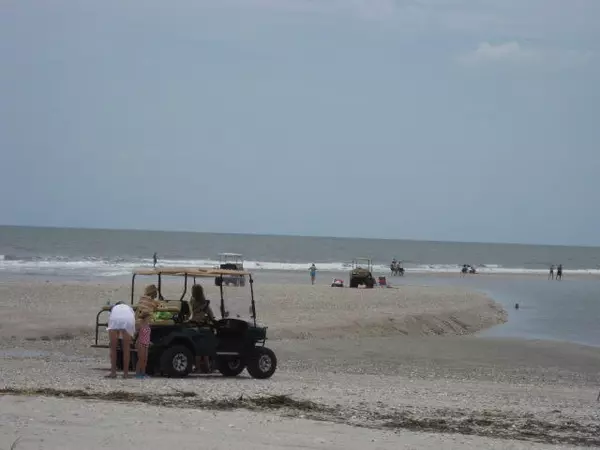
{"left": 1, "top": 387, "right": 599, "bottom": 447}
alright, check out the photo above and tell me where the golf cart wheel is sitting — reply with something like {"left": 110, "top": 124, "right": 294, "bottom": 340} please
{"left": 160, "top": 345, "right": 193, "bottom": 378}
{"left": 217, "top": 357, "right": 246, "bottom": 377}
{"left": 246, "top": 347, "right": 277, "bottom": 379}
{"left": 349, "top": 279, "right": 358, "bottom": 288}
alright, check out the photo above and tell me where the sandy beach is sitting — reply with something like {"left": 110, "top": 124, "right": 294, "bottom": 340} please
{"left": 1, "top": 278, "right": 600, "bottom": 448}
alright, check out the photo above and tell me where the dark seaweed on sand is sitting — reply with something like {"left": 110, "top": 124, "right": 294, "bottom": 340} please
{"left": 1, "top": 387, "right": 599, "bottom": 447}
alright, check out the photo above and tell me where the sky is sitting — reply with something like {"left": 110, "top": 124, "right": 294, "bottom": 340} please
{"left": 1, "top": 0, "right": 599, "bottom": 245}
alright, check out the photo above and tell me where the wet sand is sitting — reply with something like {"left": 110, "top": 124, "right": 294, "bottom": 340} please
{"left": 1, "top": 278, "right": 600, "bottom": 448}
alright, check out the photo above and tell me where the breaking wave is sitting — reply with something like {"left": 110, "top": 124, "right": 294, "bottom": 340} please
{"left": 0, "top": 255, "right": 599, "bottom": 278}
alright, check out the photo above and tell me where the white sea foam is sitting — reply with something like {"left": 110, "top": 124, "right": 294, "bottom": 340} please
{"left": 0, "top": 256, "right": 599, "bottom": 278}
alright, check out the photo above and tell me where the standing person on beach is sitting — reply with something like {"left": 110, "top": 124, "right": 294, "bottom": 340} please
{"left": 106, "top": 302, "right": 136, "bottom": 379}
{"left": 135, "top": 311, "right": 152, "bottom": 379}
{"left": 309, "top": 263, "right": 317, "bottom": 285}
{"left": 153, "top": 252, "right": 157, "bottom": 268}
{"left": 556, "top": 264, "right": 563, "bottom": 280}
{"left": 136, "top": 284, "right": 161, "bottom": 323}
{"left": 549, "top": 265, "right": 555, "bottom": 280}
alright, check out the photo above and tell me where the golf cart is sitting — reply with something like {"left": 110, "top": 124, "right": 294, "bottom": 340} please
{"left": 215, "top": 253, "right": 245, "bottom": 287}
{"left": 349, "top": 258, "right": 376, "bottom": 288}
{"left": 92, "top": 267, "right": 277, "bottom": 379}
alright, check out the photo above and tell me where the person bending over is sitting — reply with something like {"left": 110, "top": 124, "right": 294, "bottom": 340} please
{"left": 106, "top": 302, "right": 135, "bottom": 379}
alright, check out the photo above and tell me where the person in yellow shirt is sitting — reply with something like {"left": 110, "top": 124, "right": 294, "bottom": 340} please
{"left": 136, "top": 284, "right": 161, "bottom": 324}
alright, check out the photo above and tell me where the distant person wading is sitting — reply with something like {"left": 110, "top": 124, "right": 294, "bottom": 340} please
{"left": 556, "top": 264, "right": 563, "bottom": 281}
{"left": 309, "top": 264, "right": 317, "bottom": 285}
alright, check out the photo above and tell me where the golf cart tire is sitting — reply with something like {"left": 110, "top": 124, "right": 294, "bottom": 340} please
{"left": 160, "top": 345, "right": 193, "bottom": 378}
{"left": 246, "top": 347, "right": 277, "bottom": 379}
{"left": 217, "top": 357, "right": 246, "bottom": 377}
{"left": 349, "top": 279, "right": 359, "bottom": 288}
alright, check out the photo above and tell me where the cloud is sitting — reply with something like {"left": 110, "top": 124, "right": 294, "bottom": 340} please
{"left": 458, "top": 41, "right": 594, "bottom": 69}
{"left": 459, "top": 41, "right": 536, "bottom": 64}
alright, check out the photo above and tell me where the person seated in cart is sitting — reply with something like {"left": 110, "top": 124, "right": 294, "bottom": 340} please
{"left": 189, "top": 284, "right": 216, "bottom": 373}
{"left": 189, "top": 284, "right": 216, "bottom": 326}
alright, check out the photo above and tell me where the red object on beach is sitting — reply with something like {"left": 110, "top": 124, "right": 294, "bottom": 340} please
{"left": 378, "top": 276, "right": 387, "bottom": 286}
{"left": 331, "top": 278, "right": 344, "bottom": 287}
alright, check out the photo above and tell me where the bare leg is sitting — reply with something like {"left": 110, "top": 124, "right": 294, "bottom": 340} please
{"left": 108, "top": 330, "right": 119, "bottom": 377}
{"left": 139, "top": 346, "right": 148, "bottom": 376}
{"left": 195, "top": 356, "right": 210, "bottom": 373}
{"left": 122, "top": 333, "right": 131, "bottom": 378}
{"left": 135, "top": 341, "right": 143, "bottom": 375}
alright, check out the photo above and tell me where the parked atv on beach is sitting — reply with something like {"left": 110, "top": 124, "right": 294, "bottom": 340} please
{"left": 214, "top": 253, "right": 246, "bottom": 287}
{"left": 92, "top": 267, "right": 277, "bottom": 379}
{"left": 349, "top": 258, "right": 376, "bottom": 288}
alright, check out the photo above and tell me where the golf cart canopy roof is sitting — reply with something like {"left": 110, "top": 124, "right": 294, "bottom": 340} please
{"left": 133, "top": 267, "right": 251, "bottom": 277}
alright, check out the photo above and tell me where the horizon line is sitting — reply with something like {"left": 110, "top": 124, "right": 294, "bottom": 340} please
{"left": 0, "top": 223, "right": 598, "bottom": 250}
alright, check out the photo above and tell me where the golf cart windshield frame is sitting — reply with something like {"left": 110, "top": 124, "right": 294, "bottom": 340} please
{"left": 352, "top": 258, "right": 372, "bottom": 269}
{"left": 130, "top": 267, "right": 256, "bottom": 326}
{"left": 218, "top": 253, "right": 243, "bottom": 264}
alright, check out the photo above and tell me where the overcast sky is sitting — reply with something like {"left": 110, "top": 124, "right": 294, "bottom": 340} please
{"left": 1, "top": 0, "right": 599, "bottom": 245}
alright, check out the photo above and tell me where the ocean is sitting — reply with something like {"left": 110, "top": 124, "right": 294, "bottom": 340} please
{"left": 1, "top": 225, "right": 600, "bottom": 279}
{"left": 2, "top": 225, "right": 600, "bottom": 347}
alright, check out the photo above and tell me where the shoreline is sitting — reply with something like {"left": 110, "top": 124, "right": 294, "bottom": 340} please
{"left": 0, "top": 279, "right": 506, "bottom": 341}
{"left": 1, "top": 274, "right": 599, "bottom": 349}
{"left": 1, "top": 267, "right": 597, "bottom": 283}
